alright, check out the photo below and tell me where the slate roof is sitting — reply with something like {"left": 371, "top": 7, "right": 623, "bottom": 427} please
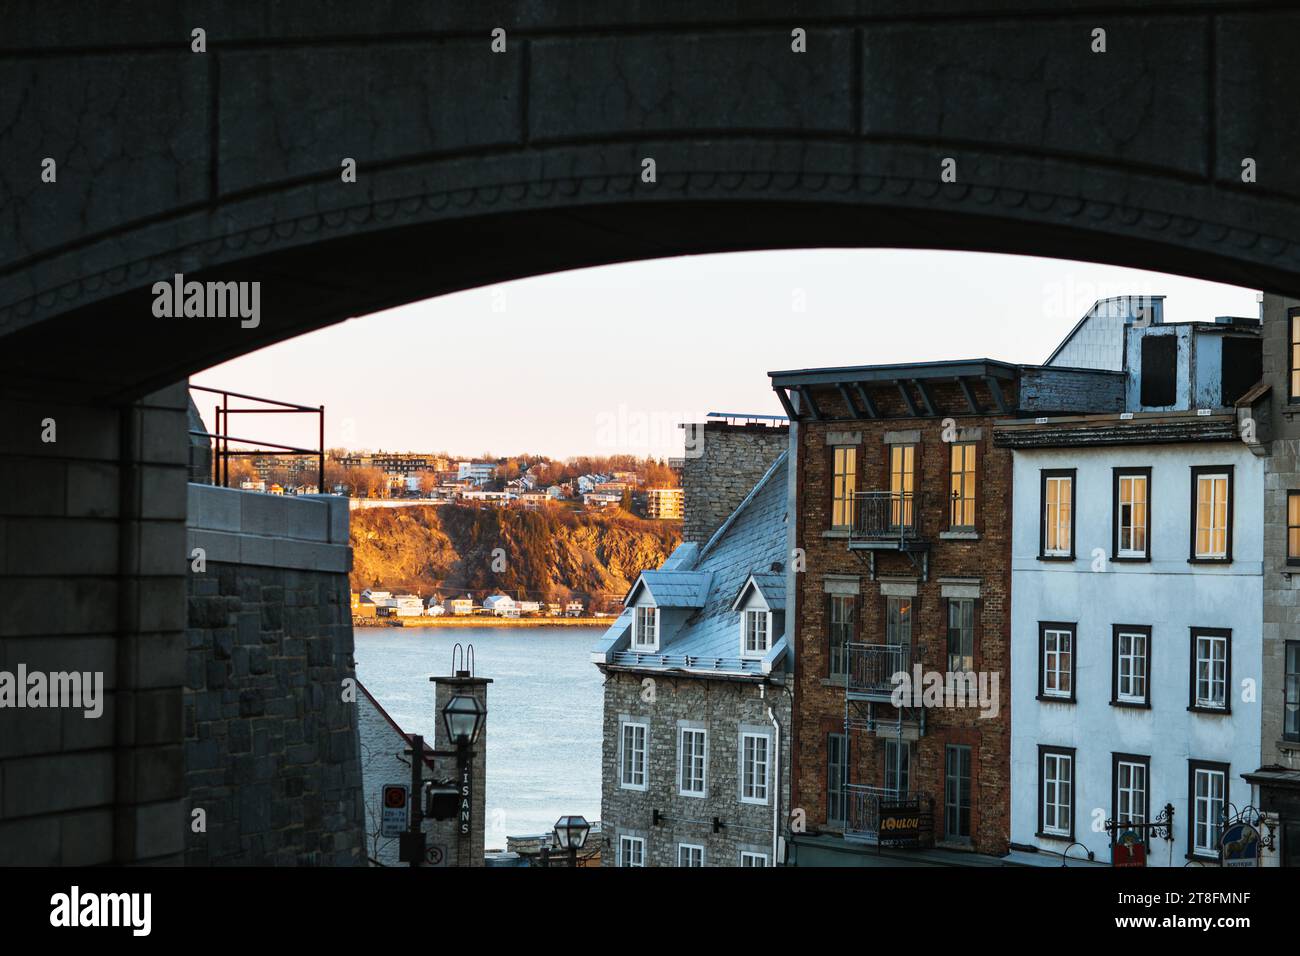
{"left": 626, "top": 570, "right": 712, "bottom": 608}
{"left": 733, "top": 571, "right": 786, "bottom": 612}
{"left": 591, "top": 451, "right": 789, "bottom": 677}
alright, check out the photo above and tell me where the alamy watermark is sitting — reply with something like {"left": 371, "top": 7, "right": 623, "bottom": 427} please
{"left": 0, "top": 665, "right": 103, "bottom": 718}
{"left": 152, "top": 272, "right": 260, "bottom": 328}
{"left": 890, "top": 665, "right": 1000, "bottom": 719}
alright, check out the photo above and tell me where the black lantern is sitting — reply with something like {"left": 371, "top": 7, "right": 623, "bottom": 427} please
{"left": 441, "top": 693, "right": 486, "bottom": 748}
{"left": 554, "top": 815, "right": 591, "bottom": 851}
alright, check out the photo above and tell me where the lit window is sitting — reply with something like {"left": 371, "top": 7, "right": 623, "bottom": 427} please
{"left": 1291, "top": 310, "right": 1300, "bottom": 401}
{"left": 1041, "top": 471, "right": 1074, "bottom": 558}
{"left": 890, "top": 444, "right": 916, "bottom": 528}
{"left": 831, "top": 446, "right": 857, "bottom": 528}
{"left": 950, "top": 442, "right": 976, "bottom": 529}
{"left": 1191, "top": 467, "right": 1232, "bottom": 561}
{"left": 1289, "top": 492, "right": 1300, "bottom": 566}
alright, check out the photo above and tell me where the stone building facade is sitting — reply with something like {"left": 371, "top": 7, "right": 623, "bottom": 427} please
{"left": 1242, "top": 292, "right": 1300, "bottom": 866}
{"left": 184, "top": 484, "right": 365, "bottom": 865}
{"left": 681, "top": 419, "right": 788, "bottom": 544}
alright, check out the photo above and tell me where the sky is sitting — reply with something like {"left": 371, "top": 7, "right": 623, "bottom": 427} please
{"left": 193, "top": 249, "right": 1259, "bottom": 460}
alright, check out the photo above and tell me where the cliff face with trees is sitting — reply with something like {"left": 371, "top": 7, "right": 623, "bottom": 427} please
{"left": 349, "top": 504, "right": 681, "bottom": 607}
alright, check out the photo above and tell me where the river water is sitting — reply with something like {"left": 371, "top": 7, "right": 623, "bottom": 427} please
{"left": 353, "top": 625, "right": 604, "bottom": 848}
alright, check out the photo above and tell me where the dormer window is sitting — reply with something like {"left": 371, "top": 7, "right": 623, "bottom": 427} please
{"left": 633, "top": 606, "right": 659, "bottom": 651}
{"left": 743, "top": 609, "right": 770, "bottom": 657}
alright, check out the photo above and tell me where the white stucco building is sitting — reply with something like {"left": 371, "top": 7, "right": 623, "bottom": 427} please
{"left": 1000, "top": 298, "right": 1265, "bottom": 866}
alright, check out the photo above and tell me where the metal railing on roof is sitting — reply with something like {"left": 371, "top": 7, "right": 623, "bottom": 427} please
{"left": 189, "top": 384, "right": 325, "bottom": 493}
{"left": 610, "top": 650, "right": 765, "bottom": 674}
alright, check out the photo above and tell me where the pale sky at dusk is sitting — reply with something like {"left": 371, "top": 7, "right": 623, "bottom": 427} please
{"left": 194, "top": 250, "right": 1259, "bottom": 461}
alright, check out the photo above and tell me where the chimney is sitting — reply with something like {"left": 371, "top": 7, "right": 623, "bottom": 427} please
{"left": 680, "top": 416, "right": 789, "bottom": 544}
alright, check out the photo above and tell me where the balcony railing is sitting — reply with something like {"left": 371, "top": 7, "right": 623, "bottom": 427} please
{"left": 845, "top": 642, "right": 910, "bottom": 700}
{"left": 844, "top": 785, "right": 932, "bottom": 843}
{"left": 851, "top": 491, "right": 924, "bottom": 543}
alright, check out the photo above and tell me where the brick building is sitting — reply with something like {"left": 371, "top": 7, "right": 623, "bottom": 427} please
{"left": 771, "top": 358, "right": 1119, "bottom": 863}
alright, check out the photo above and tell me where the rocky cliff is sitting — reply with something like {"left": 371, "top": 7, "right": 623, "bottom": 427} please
{"left": 349, "top": 503, "right": 681, "bottom": 605}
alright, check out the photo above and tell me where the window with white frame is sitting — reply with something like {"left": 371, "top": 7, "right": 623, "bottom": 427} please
{"left": 740, "top": 732, "right": 771, "bottom": 804}
{"left": 633, "top": 605, "right": 659, "bottom": 651}
{"left": 742, "top": 608, "right": 770, "bottom": 656}
{"left": 1113, "top": 627, "right": 1150, "bottom": 706}
{"left": 1192, "top": 467, "right": 1232, "bottom": 560}
{"left": 678, "top": 727, "right": 707, "bottom": 797}
{"left": 1041, "top": 471, "right": 1074, "bottom": 557}
{"left": 677, "top": 843, "right": 703, "bottom": 867}
{"left": 619, "top": 835, "right": 645, "bottom": 867}
{"left": 1039, "top": 624, "right": 1075, "bottom": 701}
{"left": 1114, "top": 469, "right": 1150, "bottom": 559}
{"left": 1114, "top": 756, "right": 1148, "bottom": 833}
{"left": 739, "top": 851, "right": 768, "bottom": 867}
{"left": 1190, "top": 762, "right": 1227, "bottom": 858}
{"left": 1039, "top": 747, "right": 1074, "bottom": 839}
{"left": 1191, "top": 629, "right": 1230, "bottom": 711}
{"left": 619, "top": 721, "right": 647, "bottom": 790}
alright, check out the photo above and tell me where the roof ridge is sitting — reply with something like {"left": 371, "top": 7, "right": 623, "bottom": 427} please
{"left": 696, "top": 449, "right": 788, "bottom": 563}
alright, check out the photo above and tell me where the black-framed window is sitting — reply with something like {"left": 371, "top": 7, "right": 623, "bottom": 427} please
{"left": 830, "top": 445, "right": 857, "bottom": 529}
{"left": 1288, "top": 492, "right": 1300, "bottom": 567}
{"left": 944, "top": 744, "right": 972, "bottom": 843}
{"left": 1188, "top": 627, "right": 1231, "bottom": 714}
{"left": 1112, "top": 752, "right": 1151, "bottom": 852}
{"left": 947, "top": 598, "right": 975, "bottom": 674}
{"left": 1037, "top": 621, "right": 1077, "bottom": 702}
{"left": 1037, "top": 745, "right": 1075, "bottom": 841}
{"left": 949, "top": 441, "right": 977, "bottom": 530}
{"left": 1039, "top": 469, "right": 1076, "bottom": 559}
{"left": 1112, "top": 467, "right": 1151, "bottom": 561}
{"left": 1111, "top": 625, "right": 1152, "bottom": 708}
{"left": 1188, "top": 759, "right": 1229, "bottom": 860}
{"left": 828, "top": 594, "right": 856, "bottom": 677}
{"left": 1284, "top": 641, "right": 1300, "bottom": 742}
{"left": 886, "top": 595, "right": 912, "bottom": 646}
{"left": 1289, "top": 307, "right": 1300, "bottom": 402}
{"left": 827, "top": 732, "right": 850, "bottom": 828}
{"left": 1189, "top": 465, "right": 1233, "bottom": 563}
{"left": 885, "top": 739, "right": 912, "bottom": 795}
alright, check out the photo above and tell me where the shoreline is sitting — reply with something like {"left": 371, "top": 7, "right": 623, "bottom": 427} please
{"left": 353, "top": 616, "right": 611, "bottom": 629}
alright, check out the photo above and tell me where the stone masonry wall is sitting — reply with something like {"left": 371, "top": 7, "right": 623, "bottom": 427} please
{"left": 791, "top": 379, "right": 1014, "bottom": 856}
{"left": 600, "top": 670, "right": 791, "bottom": 867}
{"left": 682, "top": 422, "right": 788, "bottom": 545}
{"left": 184, "top": 560, "right": 364, "bottom": 865}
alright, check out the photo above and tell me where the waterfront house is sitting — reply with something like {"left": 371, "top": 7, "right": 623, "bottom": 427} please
{"left": 997, "top": 296, "right": 1265, "bottom": 865}
{"left": 591, "top": 451, "right": 792, "bottom": 867}
{"left": 565, "top": 600, "right": 584, "bottom": 617}
{"left": 483, "top": 594, "right": 518, "bottom": 617}
{"left": 448, "top": 596, "right": 474, "bottom": 616}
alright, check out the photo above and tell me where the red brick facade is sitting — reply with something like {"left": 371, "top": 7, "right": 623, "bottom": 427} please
{"left": 790, "top": 377, "right": 1014, "bottom": 856}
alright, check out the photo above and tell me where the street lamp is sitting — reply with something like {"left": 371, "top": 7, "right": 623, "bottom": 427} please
{"left": 553, "top": 814, "right": 591, "bottom": 867}
{"left": 441, "top": 693, "right": 486, "bottom": 749}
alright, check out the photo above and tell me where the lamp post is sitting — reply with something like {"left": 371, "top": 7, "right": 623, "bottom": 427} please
{"left": 441, "top": 693, "right": 486, "bottom": 840}
{"left": 552, "top": 814, "right": 591, "bottom": 868}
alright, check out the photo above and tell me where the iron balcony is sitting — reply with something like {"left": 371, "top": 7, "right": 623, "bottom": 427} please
{"left": 843, "top": 785, "right": 933, "bottom": 844}
{"left": 849, "top": 491, "right": 928, "bottom": 550}
{"left": 845, "top": 641, "right": 909, "bottom": 702}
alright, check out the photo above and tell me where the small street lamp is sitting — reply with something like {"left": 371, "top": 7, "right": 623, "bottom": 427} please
{"left": 553, "top": 814, "right": 591, "bottom": 868}
{"left": 441, "top": 693, "right": 487, "bottom": 749}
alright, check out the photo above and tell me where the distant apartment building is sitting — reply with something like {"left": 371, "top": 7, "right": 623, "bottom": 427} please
{"left": 592, "top": 452, "right": 792, "bottom": 867}
{"left": 645, "top": 487, "right": 684, "bottom": 520}
{"left": 457, "top": 461, "right": 497, "bottom": 483}
{"left": 770, "top": 350, "right": 1120, "bottom": 864}
{"left": 448, "top": 596, "right": 474, "bottom": 616}
{"left": 997, "top": 297, "right": 1265, "bottom": 866}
